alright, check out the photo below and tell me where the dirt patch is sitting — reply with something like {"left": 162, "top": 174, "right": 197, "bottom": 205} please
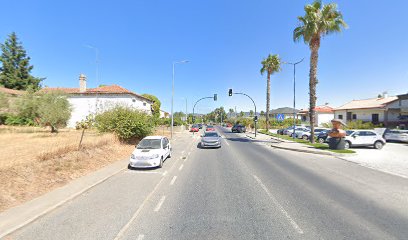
{"left": 0, "top": 126, "right": 135, "bottom": 212}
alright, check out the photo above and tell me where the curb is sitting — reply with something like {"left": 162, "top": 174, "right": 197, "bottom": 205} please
{"left": 270, "top": 144, "right": 334, "bottom": 156}
{"left": 0, "top": 159, "right": 128, "bottom": 239}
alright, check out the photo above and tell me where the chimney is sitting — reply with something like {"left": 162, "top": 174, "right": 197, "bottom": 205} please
{"left": 382, "top": 91, "right": 388, "bottom": 98}
{"left": 79, "top": 74, "right": 87, "bottom": 93}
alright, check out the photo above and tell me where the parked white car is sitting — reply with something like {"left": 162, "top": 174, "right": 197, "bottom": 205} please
{"left": 294, "top": 128, "right": 329, "bottom": 140}
{"left": 287, "top": 127, "right": 309, "bottom": 136}
{"left": 129, "top": 136, "right": 172, "bottom": 169}
{"left": 384, "top": 130, "right": 408, "bottom": 142}
{"left": 343, "top": 130, "right": 386, "bottom": 149}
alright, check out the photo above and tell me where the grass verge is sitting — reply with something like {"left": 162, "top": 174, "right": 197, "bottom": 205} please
{"left": 258, "top": 130, "right": 355, "bottom": 154}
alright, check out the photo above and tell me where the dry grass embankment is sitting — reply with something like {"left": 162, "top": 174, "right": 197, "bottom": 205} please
{"left": 0, "top": 126, "right": 136, "bottom": 212}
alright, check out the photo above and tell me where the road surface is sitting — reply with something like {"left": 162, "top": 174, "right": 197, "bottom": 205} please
{"left": 8, "top": 126, "right": 408, "bottom": 240}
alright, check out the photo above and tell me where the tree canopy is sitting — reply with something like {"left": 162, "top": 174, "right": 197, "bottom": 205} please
{"left": 0, "top": 32, "right": 44, "bottom": 90}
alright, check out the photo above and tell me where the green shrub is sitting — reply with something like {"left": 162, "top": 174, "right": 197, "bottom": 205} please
{"left": 95, "top": 106, "right": 154, "bottom": 141}
{"left": 37, "top": 92, "right": 71, "bottom": 132}
{"left": 345, "top": 120, "right": 381, "bottom": 129}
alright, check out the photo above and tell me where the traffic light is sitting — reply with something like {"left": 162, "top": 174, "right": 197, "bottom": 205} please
{"left": 254, "top": 115, "right": 258, "bottom": 122}
{"left": 214, "top": 94, "right": 217, "bottom": 101}
{"left": 228, "top": 89, "right": 233, "bottom": 96}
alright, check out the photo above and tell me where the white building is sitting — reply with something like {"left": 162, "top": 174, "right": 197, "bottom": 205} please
{"left": 334, "top": 95, "right": 400, "bottom": 127}
{"left": 160, "top": 110, "right": 170, "bottom": 118}
{"left": 43, "top": 74, "right": 154, "bottom": 128}
{"left": 298, "top": 105, "right": 335, "bottom": 126}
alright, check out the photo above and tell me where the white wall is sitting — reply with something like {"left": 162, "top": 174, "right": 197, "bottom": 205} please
{"left": 334, "top": 109, "right": 385, "bottom": 122}
{"left": 317, "top": 113, "right": 334, "bottom": 126}
{"left": 67, "top": 94, "right": 152, "bottom": 128}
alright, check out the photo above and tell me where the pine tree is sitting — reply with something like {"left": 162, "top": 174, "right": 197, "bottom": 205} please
{"left": 0, "top": 32, "right": 43, "bottom": 90}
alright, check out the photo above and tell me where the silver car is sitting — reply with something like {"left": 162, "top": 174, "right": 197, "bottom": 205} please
{"left": 384, "top": 130, "right": 408, "bottom": 142}
{"left": 200, "top": 131, "right": 222, "bottom": 148}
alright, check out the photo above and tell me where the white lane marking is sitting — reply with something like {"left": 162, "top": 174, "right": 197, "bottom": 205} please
{"left": 188, "top": 152, "right": 191, "bottom": 156}
{"left": 154, "top": 196, "right": 166, "bottom": 212}
{"left": 253, "top": 175, "right": 304, "bottom": 234}
{"left": 170, "top": 176, "right": 177, "bottom": 185}
{"left": 221, "top": 135, "right": 226, "bottom": 138}
{"left": 125, "top": 171, "right": 162, "bottom": 174}
{"left": 162, "top": 170, "right": 168, "bottom": 176}
{"left": 136, "top": 234, "right": 145, "bottom": 240}
{"left": 224, "top": 138, "right": 230, "bottom": 146}
{"left": 179, "top": 164, "right": 184, "bottom": 171}
{"left": 181, "top": 150, "right": 185, "bottom": 154}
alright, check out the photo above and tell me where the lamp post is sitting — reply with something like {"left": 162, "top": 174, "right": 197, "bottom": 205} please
{"left": 171, "top": 60, "right": 189, "bottom": 139}
{"left": 228, "top": 89, "right": 257, "bottom": 137}
{"left": 283, "top": 58, "right": 304, "bottom": 139}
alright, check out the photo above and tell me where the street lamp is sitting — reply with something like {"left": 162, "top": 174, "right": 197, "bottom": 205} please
{"left": 283, "top": 58, "right": 304, "bottom": 139}
{"left": 171, "top": 60, "right": 189, "bottom": 139}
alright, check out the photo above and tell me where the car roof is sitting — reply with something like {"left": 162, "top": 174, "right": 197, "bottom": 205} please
{"left": 143, "top": 136, "right": 165, "bottom": 140}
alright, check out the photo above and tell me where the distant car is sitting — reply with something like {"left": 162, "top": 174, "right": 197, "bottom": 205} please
{"left": 200, "top": 131, "right": 221, "bottom": 148}
{"left": 231, "top": 124, "right": 246, "bottom": 133}
{"left": 316, "top": 130, "right": 330, "bottom": 143}
{"left": 384, "top": 130, "right": 408, "bottom": 142}
{"left": 206, "top": 125, "right": 215, "bottom": 131}
{"left": 290, "top": 127, "right": 311, "bottom": 139}
{"left": 129, "top": 136, "right": 172, "bottom": 168}
{"left": 198, "top": 124, "right": 203, "bottom": 129}
{"left": 343, "top": 130, "right": 386, "bottom": 149}
{"left": 283, "top": 126, "right": 304, "bottom": 135}
{"left": 296, "top": 128, "right": 329, "bottom": 140}
{"left": 190, "top": 125, "right": 199, "bottom": 132}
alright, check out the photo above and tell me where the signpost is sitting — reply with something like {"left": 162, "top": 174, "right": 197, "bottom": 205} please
{"left": 276, "top": 113, "right": 285, "bottom": 121}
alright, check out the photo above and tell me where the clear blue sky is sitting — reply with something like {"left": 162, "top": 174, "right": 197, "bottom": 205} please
{"left": 1, "top": 0, "right": 407, "bottom": 114}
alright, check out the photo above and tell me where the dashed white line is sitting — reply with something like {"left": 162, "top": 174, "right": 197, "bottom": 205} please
{"left": 162, "top": 171, "right": 168, "bottom": 176}
{"left": 136, "top": 234, "right": 145, "bottom": 240}
{"left": 224, "top": 139, "right": 230, "bottom": 146}
{"left": 154, "top": 196, "right": 166, "bottom": 212}
{"left": 170, "top": 176, "right": 177, "bottom": 185}
{"left": 253, "top": 175, "right": 304, "bottom": 234}
{"left": 181, "top": 150, "right": 185, "bottom": 154}
{"left": 188, "top": 152, "right": 191, "bottom": 156}
{"left": 179, "top": 164, "right": 184, "bottom": 171}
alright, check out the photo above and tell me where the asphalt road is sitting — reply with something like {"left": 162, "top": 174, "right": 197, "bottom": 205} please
{"left": 8, "top": 126, "right": 408, "bottom": 240}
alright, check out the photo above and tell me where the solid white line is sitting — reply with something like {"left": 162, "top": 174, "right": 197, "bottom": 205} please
{"left": 253, "top": 175, "right": 304, "bottom": 234}
{"left": 170, "top": 176, "right": 177, "bottom": 185}
{"left": 154, "top": 196, "right": 166, "bottom": 212}
{"left": 114, "top": 176, "right": 167, "bottom": 240}
{"left": 179, "top": 164, "right": 184, "bottom": 171}
{"left": 224, "top": 139, "right": 230, "bottom": 146}
{"left": 136, "top": 234, "right": 145, "bottom": 240}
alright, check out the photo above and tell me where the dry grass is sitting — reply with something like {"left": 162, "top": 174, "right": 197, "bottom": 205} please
{"left": 0, "top": 126, "right": 135, "bottom": 212}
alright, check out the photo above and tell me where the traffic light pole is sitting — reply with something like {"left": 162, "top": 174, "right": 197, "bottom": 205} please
{"left": 231, "top": 92, "right": 257, "bottom": 138}
{"left": 192, "top": 96, "right": 217, "bottom": 135}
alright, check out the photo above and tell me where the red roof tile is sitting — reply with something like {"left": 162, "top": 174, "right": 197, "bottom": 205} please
{"left": 0, "top": 87, "right": 25, "bottom": 95}
{"left": 41, "top": 85, "right": 153, "bottom": 102}
{"left": 299, "top": 105, "right": 334, "bottom": 113}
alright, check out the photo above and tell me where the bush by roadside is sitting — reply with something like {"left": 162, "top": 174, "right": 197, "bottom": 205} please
{"left": 95, "top": 106, "right": 154, "bottom": 142}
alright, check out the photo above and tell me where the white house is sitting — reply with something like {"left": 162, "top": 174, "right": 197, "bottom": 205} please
{"left": 43, "top": 74, "right": 154, "bottom": 128}
{"left": 334, "top": 95, "right": 400, "bottom": 127}
{"left": 298, "top": 105, "right": 335, "bottom": 126}
{"left": 160, "top": 110, "right": 170, "bottom": 118}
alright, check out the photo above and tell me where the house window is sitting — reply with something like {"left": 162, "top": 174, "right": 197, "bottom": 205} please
{"left": 338, "top": 115, "right": 343, "bottom": 119}
{"left": 132, "top": 98, "right": 136, "bottom": 102}
{"left": 347, "top": 112, "right": 352, "bottom": 121}
{"left": 143, "top": 102, "right": 147, "bottom": 106}
{"left": 352, "top": 114, "right": 357, "bottom": 120}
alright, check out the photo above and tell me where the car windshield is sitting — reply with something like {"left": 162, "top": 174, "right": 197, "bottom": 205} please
{"left": 192, "top": 125, "right": 198, "bottom": 128}
{"left": 137, "top": 139, "right": 161, "bottom": 149}
{"left": 207, "top": 125, "right": 214, "bottom": 128}
{"left": 346, "top": 130, "right": 354, "bottom": 136}
{"left": 204, "top": 132, "right": 219, "bottom": 137}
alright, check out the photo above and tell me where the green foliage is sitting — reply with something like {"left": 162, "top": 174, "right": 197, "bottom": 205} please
{"left": 345, "top": 120, "right": 382, "bottom": 130}
{"left": 75, "top": 114, "right": 95, "bottom": 130}
{"left": 293, "top": 1, "right": 348, "bottom": 44}
{"left": 141, "top": 93, "right": 161, "bottom": 119}
{"left": 260, "top": 54, "right": 281, "bottom": 76}
{"left": 95, "top": 106, "right": 154, "bottom": 141}
{"left": 14, "top": 88, "right": 40, "bottom": 121}
{"left": 37, "top": 92, "right": 71, "bottom": 132}
{"left": 0, "top": 32, "right": 44, "bottom": 90}
{"left": 3, "top": 114, "right": 35, "bottom": 126}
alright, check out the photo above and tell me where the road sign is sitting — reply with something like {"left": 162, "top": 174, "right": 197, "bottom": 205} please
{"left": 276, "top": 114, "right": 284, "bottom": 121}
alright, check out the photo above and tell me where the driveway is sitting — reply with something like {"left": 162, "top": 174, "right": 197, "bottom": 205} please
{"left": 340, "top": 142, "right": 408, "bottom": 178}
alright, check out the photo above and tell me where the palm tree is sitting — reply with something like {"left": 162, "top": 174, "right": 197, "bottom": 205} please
{"left": 260, "top": 54, "right": 281, "bottom": 131}
{"left": 294, "top": 0, "right": 347, "bottom": 142}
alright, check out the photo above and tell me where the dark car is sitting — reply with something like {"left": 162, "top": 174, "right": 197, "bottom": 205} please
{"left": 232, "top": 124, "right": 246, "bottom": 133}
{"left": 316, "top": 130, "right": 330, "bottom": 143}
{"left": 198, "top": 123, "right": 203, "bottom": 129}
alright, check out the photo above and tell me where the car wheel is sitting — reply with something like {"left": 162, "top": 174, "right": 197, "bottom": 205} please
{"left": 159, "top": 157, "right": 163, "bottom": 168}
{"left": 318, "top": 138, "right": 325, "bottom": 144}
{"left": 302, "top": 135, "right": 308, "bottom": 140}
{"left": 168, "top": 150, "right": 172, "bottom": 158}
{"left": 127, "top": 164, "right": 133, "bottom": 170}
{"left": 374, "top": 141, "right": 384, "bottom": 149}
{"left": 344, "top": 141, "right": 351, "bottom": 149}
